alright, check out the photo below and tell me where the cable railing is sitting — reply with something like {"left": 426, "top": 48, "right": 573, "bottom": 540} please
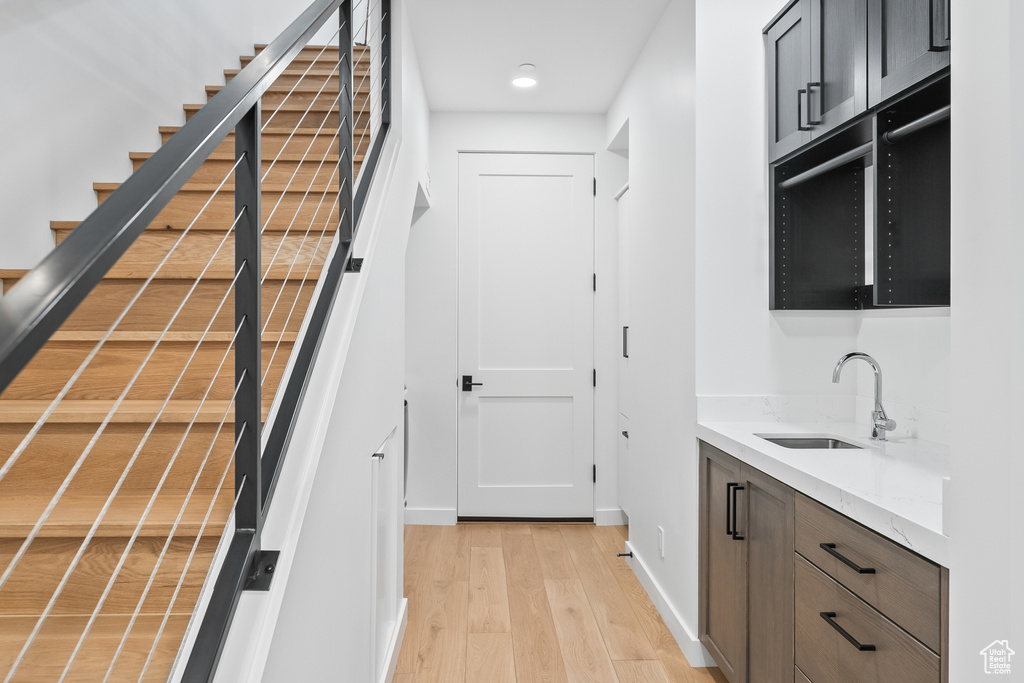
{"left": 0, "top": 0, "right": 390, "bottom": 679}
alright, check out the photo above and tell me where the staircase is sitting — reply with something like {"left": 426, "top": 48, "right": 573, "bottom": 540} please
{"left": 0, "top": 42, "right": 370, "bottom": 680}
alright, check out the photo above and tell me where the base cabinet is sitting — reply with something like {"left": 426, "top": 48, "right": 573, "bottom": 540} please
{"left": 699, "top": 442, "right": 795, "bottom": 683}
{"left": 699, "top": 441, "right": 949, "bottom": 683}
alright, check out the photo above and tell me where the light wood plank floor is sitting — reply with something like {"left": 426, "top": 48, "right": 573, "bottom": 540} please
{"left": 396, "top": 523, "right": 728, "bottom": 683}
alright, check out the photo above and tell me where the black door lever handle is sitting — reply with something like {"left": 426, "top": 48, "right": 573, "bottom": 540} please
{"left": 462, "top": 375, "right": 484, "bottom": 392}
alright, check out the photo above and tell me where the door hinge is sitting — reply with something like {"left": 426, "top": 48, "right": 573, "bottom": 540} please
{"left": 593, "top": 177, "right": 597, "bottom": 196}
{"left": 593, "top": 369, "right": 596, "bottom": 387}
{"left": 593, "top": 273, "right": 596, "bottom": 291}
{"left": 593, "top": 465, "right": 597, "bottom": 483}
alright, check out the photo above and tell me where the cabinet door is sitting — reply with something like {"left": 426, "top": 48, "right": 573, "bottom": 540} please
{"left": 810, "top": 0, "right": 867, "bottom": 137}
{"left": 766, "top": 0, "right": 813, "bottom": 161}
{"left": 745, "top": 468, "right": 796, "bottom": 683}
{"left": 699, "top": 445, "right": 747, "bottom": 683}
{"left": 868, "top": 0, "right": 950, "bottom": 107}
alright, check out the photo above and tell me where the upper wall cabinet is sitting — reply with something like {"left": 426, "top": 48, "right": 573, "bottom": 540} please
{"left": 766, "top": 0, "right": 868, "bottom": 162}
{"left": 868, "top": 0, "right": 950, "bottom": 107}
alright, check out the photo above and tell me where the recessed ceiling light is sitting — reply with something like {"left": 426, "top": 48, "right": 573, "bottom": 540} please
{"left": 512, "top": 76, "right": 537, "bottom": 88}
{"left": 519, "top": 63, "right": 535, "bottom": 72}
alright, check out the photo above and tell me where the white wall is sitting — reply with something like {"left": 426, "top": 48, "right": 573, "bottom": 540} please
{"left": 0, "top": 0, "right": 338, "bottom": 270}
{"left": 947, "top": 1, "right": 1024, "bottom": 679}
{"left": 404, "top": 112, "right": 625, "bottom": 525}
{"left": 605, "top": 0, "right": 702, "bottom": 660}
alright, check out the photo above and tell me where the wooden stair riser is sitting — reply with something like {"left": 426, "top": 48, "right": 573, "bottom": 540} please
{"left": 54, "top": 229, "right": 333, "bottom": 281}
{"left": 225, "top": 66, "right": 372, "bottom": 88}
{"left": 158, "top": 127, "right": 371, "bottom": 158}
{"left": 0, "top": 489, "right": 232, "bottom": 540}
{"left": 185, "top": 98, "right": 370, "bottom": 128}
{"left": 0, "top": 613, "right": 189, "bottom": 681}
{"left": 207, "top": 84, "right": 372, "bottom": 110}
{"left": 130, "top": 154, "right": 346, "bottom": 192}
{"left": 0, "top": 536, "right": 219, "bottom": 615}
{"left": 3, "top": 339, "right": 292, "bottom": 402}
{"left": 94, "top": 185, "right": 344, "bottom": 233}
{"left": 5, "top": 279, "right": 315, "bottom": 334}
{"left": 0, "top": 423, "right": 236, "bottom": 493}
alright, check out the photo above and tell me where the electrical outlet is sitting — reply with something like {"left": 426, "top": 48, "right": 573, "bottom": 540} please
{"left": 658, "top": 526, "right": 665, "bottom": 558}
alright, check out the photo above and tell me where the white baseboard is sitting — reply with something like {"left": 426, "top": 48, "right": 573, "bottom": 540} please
{"left": 379, "top": 598, "right": 408, "bottom": 683}
{"left": 595, "top": 507, "right": 628, "bottom": 526}
{"left": 624, "top": 541, "right": 715, "bottom": 667}
{"left": 404, "top": 507, "right": 457, "bottom": 525}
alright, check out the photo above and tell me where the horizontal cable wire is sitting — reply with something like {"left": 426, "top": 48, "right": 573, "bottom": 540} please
{"left": 139, "top": 470, "right": 249, "bottom": 682}
{"left": 262, "top": 200, "right": 345, "bottom": 386}
{"left": 259, "top": 157, "right": 344, "bottom": 336}
{"left": 260, "top": 21, "right": 344, "bottom": 133}
{"left": 261, "top": 92, "right": 344, "bottom": 231}
{"left": 0, "top": 177, "right": 245, "bottom": 617}
{"left": 0, "top": 155, "right": 245, "bottom": 490}
{"left": 57, "top": 315, "right": 249, "bottom": 681}
{"left": 260, "top": 59, "right": 342, "bottom": 179}
{"left": 4, "top": 252, "right": 247, "bottom": 682}
{"left": 259, "top": 119, "right": 343, "bottom": 280}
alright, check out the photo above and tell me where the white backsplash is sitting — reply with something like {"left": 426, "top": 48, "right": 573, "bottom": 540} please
{"left": 855, "top": 395, "right": 950, "bottom": 445}
{"left": 698, "top": 395, "right": 949, "bottom": 447}
{"left": 697, "top": 395, "right": 856, "bottom": 423}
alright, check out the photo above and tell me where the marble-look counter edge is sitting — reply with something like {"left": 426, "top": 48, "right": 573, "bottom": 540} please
{"left": 696, "top": 421, "right": 949, "bottom": 567}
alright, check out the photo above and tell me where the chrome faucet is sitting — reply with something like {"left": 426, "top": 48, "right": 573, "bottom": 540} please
{"left": 832, "top": 352, "right": 897, "bottom": 441}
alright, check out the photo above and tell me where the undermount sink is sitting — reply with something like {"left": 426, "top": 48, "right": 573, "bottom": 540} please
{"left": 756, "top": 435, "right": 862, "bottom": 450}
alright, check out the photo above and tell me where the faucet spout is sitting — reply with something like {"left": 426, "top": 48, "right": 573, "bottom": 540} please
{"left": 832, "top": 352, "right": 897, "bottom": 441}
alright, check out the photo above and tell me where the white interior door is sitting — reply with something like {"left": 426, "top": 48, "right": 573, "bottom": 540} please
{"left": 458, "top": 153, "right": 595, "bottom": 518}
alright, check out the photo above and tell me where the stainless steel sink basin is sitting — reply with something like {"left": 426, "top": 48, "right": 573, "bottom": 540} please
{"left": 757, "top": 435, "right": 862, "bottom": 449}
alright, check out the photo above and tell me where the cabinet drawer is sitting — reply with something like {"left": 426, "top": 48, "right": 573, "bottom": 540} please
{"left": 795, "top": 556, "right": 940, "bottom": 683}
{"left": 795, "top": 494, "right": 940, "bottom": 651}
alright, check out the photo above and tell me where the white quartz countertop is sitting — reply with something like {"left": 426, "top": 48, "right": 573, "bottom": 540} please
{"left": 696, "top": 421, "right": 949, "bottom": 567}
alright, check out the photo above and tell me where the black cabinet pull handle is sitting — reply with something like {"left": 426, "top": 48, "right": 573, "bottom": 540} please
{"left": 797, "top": 89, "right": 812, "bottom": 131}
{"left": 928, "top": 0, "right": 951, "bottom": 51}
{"left": 731, "top": 485, "right": 745, "bottom": 541}
{"left": 806, "top": 82, "right": 822, "bottom": 125}
{"left": 726, "top": 483, "right": 737, "bottom": 536}
{"left": 819, "top": 543, "right": 876, "bottom": 574}
{"left": 622, "top": 326, "right": 629, "bottom": 358}
{"left": 820, "top": 612, "right": 876, "bottom": 651}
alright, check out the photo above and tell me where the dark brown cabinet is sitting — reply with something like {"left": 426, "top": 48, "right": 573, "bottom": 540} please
{"left": 868, "top": 0, "right": 950, "bottom": 108}
{"left": 766, "top": 0, "right": 868, "bottom": 162}
{"left": 699, "top": 442, "right": 795, "bottom": 683}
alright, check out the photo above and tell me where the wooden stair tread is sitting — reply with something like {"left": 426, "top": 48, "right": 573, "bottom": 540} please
{"left": 0, "top": 489, "right": 231, "bottom": 538}
{"left": 158, "top": 125, "right": 369, "bottom": 136}
{"left": 184, "top": 101, "right": 358, "bottom": 113}
{"left": 49, "top": 219, "right": 338, "bottom": 235}
{"left": 0, "top": 613, "right": 189, "bottom": 680}
{"left": 207, "top": 83, "right": 371, "bottom": 95}
{"left": 46, "top": 331, "right": 297, "bottom": 343}
{"left": 94, "top": 181, "right": 341, "bottom": 194}
{"left": 128, "top": 151, "right": 340, "bottom": 163}
{"left": 0, "top": 400, "right": 267, "bottom": 424}
{"left": 0, "top": 269, "right": 28, "bottom": 280}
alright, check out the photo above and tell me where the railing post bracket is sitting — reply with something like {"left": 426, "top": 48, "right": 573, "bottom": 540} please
{"left": 346, "top": 257, "right": 364, "bottom": 273}
{"left": 244, "top": 550, "right": 281, "bottom": 591}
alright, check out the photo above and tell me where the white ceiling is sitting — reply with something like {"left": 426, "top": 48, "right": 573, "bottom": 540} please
{"left": 404, "top": 0, "right": 672, "bottom": 113}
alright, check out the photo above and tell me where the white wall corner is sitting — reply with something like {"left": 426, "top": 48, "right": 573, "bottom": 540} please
{"left": 624, "top": 540, "right": 715, "bottom": 668}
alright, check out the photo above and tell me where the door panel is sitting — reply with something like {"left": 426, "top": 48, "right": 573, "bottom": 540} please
{"left": 457, "top": 153, "right": 595, "bottom": 518}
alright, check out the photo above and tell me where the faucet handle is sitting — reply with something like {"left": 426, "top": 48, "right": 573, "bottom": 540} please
{"left": 871, "top": 411, "right": 897, "bottom": 437}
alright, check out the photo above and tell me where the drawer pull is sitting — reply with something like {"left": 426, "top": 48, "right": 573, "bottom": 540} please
{"left": 819, "top": 542, "right": 876, "bottom": 574}
{"left": 820, "top": 612, "right": 876, "bottom": 651}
